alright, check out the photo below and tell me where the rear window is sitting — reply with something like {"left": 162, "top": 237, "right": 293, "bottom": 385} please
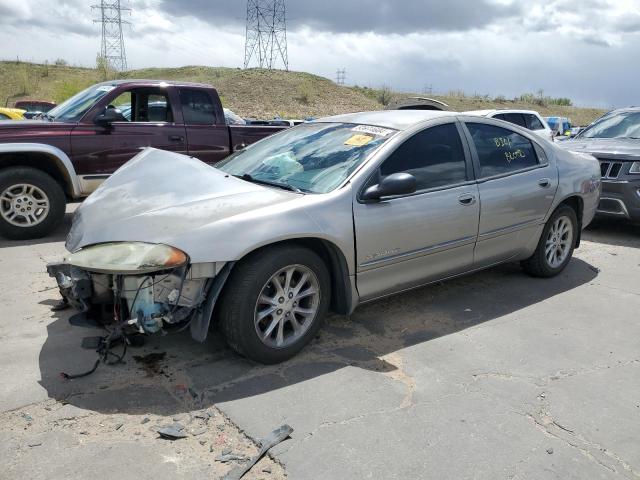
{"left": 526, "top": 114, "right": 545, "bottom": 130}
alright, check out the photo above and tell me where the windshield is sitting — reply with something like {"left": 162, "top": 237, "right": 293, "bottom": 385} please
{"left": 579, "top": 111, "right": 640, "bottom": 139}
{"left": 47, "top": 84, "right": 116, "bottom": 122}
{"left": 217, "top": 122, "right": 396, "bottom": 193}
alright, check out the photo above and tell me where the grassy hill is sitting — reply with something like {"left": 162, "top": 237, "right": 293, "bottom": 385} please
{"left": 0, "top": 61, "right": 605, "bottom": 125}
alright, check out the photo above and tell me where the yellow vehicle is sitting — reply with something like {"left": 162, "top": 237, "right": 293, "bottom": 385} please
{"left": 0, "top": 107, "right": 26, "bottom": 120}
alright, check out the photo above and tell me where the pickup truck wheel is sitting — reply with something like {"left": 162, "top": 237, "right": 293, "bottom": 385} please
{"left": 522, "top": 205, "right": 577, "bottom": 278}
{"left": 218, "top": 245, "right": 330, "bottom": 364}
{"left": 0, "top": 167, "right": 66, "bottom": 240}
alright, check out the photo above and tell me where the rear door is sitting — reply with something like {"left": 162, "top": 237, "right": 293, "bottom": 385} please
{"left": 70, "top": 86, "right": 188, "bottom": 194}
{"left": 353, "top": 120, "right": 480, "bottom": 301}
{"left": 461, "top": 120, "right": 558, "bottom": 267}
{"left": 523, "top": 113, "right": 553, "bottom": 140}
{"left": 178, "top": 88, "right": 231, "bottom": 165}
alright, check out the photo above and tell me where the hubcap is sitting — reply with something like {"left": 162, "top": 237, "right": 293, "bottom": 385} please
{"left": 545, "top": 216, "right": 573, "bottom": 268}
{"left": 0, "top": 183, "right": 50, "bottom": 228}
{"left": 254, "top": 264, "right": 321, "bottom": 349}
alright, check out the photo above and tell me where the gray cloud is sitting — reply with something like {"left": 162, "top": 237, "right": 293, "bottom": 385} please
{"left": 159, "top": 0, "right": 522, "bottom": 34}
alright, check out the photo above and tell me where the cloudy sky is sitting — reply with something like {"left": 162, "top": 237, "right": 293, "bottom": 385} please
{"left": 1, "top": 0, "right": 638, "bottom": 107}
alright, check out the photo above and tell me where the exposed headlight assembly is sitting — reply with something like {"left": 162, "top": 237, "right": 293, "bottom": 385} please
{"left": 629, "top": 162, "right": 640, "bottom": 174}
{"left": 66, "top": 242, "right": 188, "bottom": 274}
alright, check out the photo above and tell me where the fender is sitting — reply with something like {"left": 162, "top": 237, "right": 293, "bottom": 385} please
{"left": 0, "top": 142, "right": 82, "bottom": 198}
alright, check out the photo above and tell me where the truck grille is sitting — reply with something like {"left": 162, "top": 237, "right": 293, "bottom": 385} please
{"left": 599, "top": 160, "right": 624, "bottom": 179}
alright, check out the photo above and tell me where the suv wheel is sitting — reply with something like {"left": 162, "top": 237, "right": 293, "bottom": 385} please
{"left": 0, "top": 167, "right": 66, "bottom": 240}
{"left": 522, "top": 204, "right": 578, "bottom": 277}
{"left": 218, "top": 245, "right": 330, "bottom": 364}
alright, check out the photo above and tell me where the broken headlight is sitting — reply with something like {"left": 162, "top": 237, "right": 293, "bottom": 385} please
{"left": 66, "top": 242, "right": 188, "bottom": 274}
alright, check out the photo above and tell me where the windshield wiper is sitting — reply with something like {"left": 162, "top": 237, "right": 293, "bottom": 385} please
{"left": 235, "top": 174, "right": 303, "bottom": 193}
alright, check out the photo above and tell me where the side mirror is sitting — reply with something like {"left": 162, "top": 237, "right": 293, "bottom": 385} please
{"left": 95, "top": 107, "right": 126, "bottom": 127}
{"left": 362, "top": 172, "right": 417, "bottom": 201}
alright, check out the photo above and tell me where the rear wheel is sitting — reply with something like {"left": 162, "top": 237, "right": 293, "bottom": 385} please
{"left": 0, "top": 167, "right": 66, "bottom": 240}
{"left": 218, "top": 245, "right": 330, "bottom": 364}
{"left": 522, "top": 205, "right": 577, "bottom": 277}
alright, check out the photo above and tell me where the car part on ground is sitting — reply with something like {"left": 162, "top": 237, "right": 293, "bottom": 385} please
{"left": 49, "top": 110, "right": 600, "bottom": 363}
{"left": 559, "top": 107, "right": 640, "bottom": 224}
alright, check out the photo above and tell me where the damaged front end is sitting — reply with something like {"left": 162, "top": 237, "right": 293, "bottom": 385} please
{"left": 47, "top": 242, "right": 230, "bottom": 342}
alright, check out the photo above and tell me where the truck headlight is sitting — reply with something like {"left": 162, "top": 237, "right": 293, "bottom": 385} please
{"left": 66, "top": 242, "right": 188, "bottom": 274}
{"left": 629, "top": 162, "right": 640, "bottom": 174}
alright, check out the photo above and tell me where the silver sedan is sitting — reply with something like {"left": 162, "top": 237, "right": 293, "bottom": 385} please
{"left": 50, "top": 110, "right": 601, "bottom": 363}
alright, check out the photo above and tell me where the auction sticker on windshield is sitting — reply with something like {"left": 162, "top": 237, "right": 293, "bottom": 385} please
{"left": 345, "top": 134, "right": 374, "bottom": 147}
{"left": 352, "top": 125, "right": 395, "bottom": 137}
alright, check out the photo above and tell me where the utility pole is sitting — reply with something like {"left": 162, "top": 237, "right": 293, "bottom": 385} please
{"left": 92, "top": 0, "right": 130, "bottom": 71}
{"left": 335, "top": 68, "right": 346, "bottom": 86}
{"left": 244, "top": 0, "right": 288, "bottom": 70}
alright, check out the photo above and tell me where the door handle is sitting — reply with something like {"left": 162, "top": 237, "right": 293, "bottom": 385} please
{"left": 169, "top": 135, "right": 184, "bottom": 142}
{"left": 458, "top": 194, "right": 477, "bottom": 206}
{"left": 235, "top": 143, "right": 247, "bottom": 151}
{"left": 538, "top": 178, "right": 551, "bottom": 188}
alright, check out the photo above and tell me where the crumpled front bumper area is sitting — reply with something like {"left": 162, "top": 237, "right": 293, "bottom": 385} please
{"left": 46, "top": 262, "right": 231, "bottom": 342}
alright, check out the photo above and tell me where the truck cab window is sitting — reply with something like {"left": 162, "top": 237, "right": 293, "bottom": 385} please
{"left": 179, "top": 89, "right": 216, "bottom": 125}
{"left": 111, "top": 89, "right": 172, "bottom": 123}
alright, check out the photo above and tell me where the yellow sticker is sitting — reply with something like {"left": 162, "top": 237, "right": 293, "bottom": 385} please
{"left": 344, "top": 134, "right": 374, "bottom": 147}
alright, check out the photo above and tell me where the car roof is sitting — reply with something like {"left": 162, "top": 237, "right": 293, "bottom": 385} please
{"left": 464, "top": 109, "right": 542, "bottom": 117}
{"left": 313, "top": 110, "right": 458, "bottom": 131}
{"left": 94, "top": 79, "right": 214, "bottom": 89}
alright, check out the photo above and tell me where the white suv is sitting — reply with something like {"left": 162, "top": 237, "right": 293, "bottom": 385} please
{"left": 464, "top": 109, "right": 554, "bottom": 142}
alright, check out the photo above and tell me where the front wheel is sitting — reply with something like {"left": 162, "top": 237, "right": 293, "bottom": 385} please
{"left": 522, "top": 205, "right": 578, "bottom": 278}
{"left": 218, "top": 245, "right": 331, "bottom": 364}
{"left": 0, "top": 167, "right": 66, "bottom": 240}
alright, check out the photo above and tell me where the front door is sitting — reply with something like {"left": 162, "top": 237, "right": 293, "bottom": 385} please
{"left": 70, "top": 87, "right": 187, "bottom": 194}
{"left": 462, "top": 121, "right": 558, "bottom": 267}
{"left": 353, "top": 121, "right": 480, "bottom": 301}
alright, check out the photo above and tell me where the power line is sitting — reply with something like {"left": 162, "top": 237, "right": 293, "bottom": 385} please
{"left": 92, "top": 0, "right": 130, "bottom": 71}
{"left": 244, "top": 0, "right": 288, "bottom": 70}
{"left": 336, "top": 68, "right": 346, "bottom": 86}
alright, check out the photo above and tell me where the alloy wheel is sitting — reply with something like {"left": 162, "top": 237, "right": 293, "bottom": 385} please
{"left": 0, "top": 183, "right": 50, "bottom": 227}
{"left": 254, "top": 264, "right": 321, "bottom": 349}
{"left": 545, "top": 216, "right": 573, "bottom": 268}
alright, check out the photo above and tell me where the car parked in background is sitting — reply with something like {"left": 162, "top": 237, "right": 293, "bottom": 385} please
{"left": 0, "top": 107, "right": 26, "bottom": 120}
{"left": 0, "top": 80, "right": 287, "bottom": 240}
{"left": 559, "top": 107, "right": 640, "bottom": 223}
{"left": 49, "top": 110, "right": 600, "bottom": 363}
{"left": 13, "top": 100, "right": 56, "bottom": 120}
{"left": 465, "top": 109, "right": 554, "bottom": 141}
{"left": 545, "top": 116, "right": 573, "bottom": 138}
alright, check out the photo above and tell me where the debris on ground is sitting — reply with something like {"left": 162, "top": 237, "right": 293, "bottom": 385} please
{"left": 157, "top": 423, "right": 188, "bottom": 440}
{"left": 223, "top": 424, "right": 293, "bottom": 480}
{"left": 215, "top": 453, "right": 250, "bottom": 463}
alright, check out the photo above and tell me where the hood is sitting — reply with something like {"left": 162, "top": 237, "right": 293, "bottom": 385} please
{"left": 558, "top": 137, "right": 640, "bottom": 159}
{"left": 66, "top": 148, "right": 299, "bottom": 256}
{"left": 0, "top": 120, "right": 73, "bottom": 139}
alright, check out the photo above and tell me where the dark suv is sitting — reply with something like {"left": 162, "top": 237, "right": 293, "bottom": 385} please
{"left": 560, "top": 107, "right": 640, "bottom": 223}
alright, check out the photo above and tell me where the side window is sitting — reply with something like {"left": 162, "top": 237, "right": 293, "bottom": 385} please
{"left": 466, "top": 123, "right": 539, "bottom": 177}
{"left": 108, "top": 89, "right": 171, "bottom": 122}
{"left": 179, "top": 89, "right": 216, "bottom": 125}
{"left": 379, "top": 123, "right": 467, "bottom": 191}
{"left": 527, "top": 114, "right": 544, "bottom": 130}
{"left": 501, "top": 113, "right": 527, "bottom": 128}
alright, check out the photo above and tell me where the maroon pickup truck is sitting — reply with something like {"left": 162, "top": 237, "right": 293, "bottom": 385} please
{"left": 0, "top": 80, "right": 286, "bottom": 239}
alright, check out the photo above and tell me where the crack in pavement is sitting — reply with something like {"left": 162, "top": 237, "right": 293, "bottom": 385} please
{"left": 526, "top": 412, "right": 640, "bottom": 479}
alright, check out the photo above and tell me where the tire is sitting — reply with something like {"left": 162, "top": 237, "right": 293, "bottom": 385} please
{"left": 0, "top": 167, "right": 66, "bottom": 240}
{"left": 522, "top": 204, "right": 578, "bottom": 278}
{"left": 218, "top": 245, "right": 331, "bottom": 364}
